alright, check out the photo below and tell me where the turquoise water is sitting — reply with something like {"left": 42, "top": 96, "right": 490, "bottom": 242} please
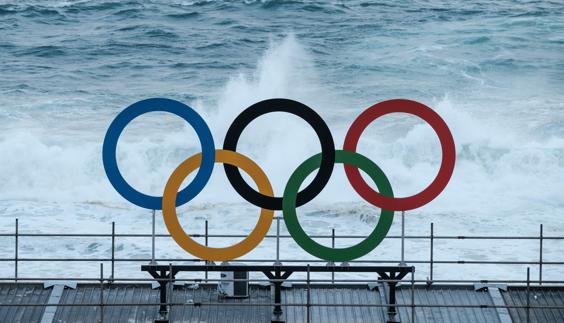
{"left": 0, "top": 0, "right": 563, "bottom": 279}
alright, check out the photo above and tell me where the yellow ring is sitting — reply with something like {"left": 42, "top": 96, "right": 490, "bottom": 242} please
{"left": 162, "top": 149, "right": 274, "bottom": 261}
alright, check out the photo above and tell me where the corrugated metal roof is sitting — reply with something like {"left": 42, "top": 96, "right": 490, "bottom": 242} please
{"left": 55, "top": 284, "right": 271, "bottom": 323}
{"left": 282, "top": 285, "right": 385, "bottom": 323}
{"left": 2, "top": 283, "right": 564, "bottom": 322}
{"left": 0, "top": 283, "right": 50, "bottom": 323}
{"left": 395, "top": 285, "right": 500, "bottom": 323}
{"left": 170, "top": 284, "right": 271, "bottom": 323}
{"left": 502, "top": 286, "right": 564, "bottom": 323}
{"left": 54, "top": 284, "right": 161, "bottom": 323}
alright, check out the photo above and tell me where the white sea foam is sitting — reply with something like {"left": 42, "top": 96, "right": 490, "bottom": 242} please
{"left": 1, "top": 35, "right": 562, "bottom": 213}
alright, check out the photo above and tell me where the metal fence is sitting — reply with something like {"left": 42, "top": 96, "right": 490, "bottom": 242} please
{"left": 1, "top": 212, "right": 564, "bottom": 322}
{"left": 1, "top": 212, "right": 562, "bottom": 283}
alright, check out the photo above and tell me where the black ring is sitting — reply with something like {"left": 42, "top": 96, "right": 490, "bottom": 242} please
{"left": 223, "top": 98, "right": 335, "bottom": 210}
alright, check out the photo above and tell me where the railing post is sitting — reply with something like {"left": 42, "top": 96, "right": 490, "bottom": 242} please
{"left": 411, "top": 266, "right": 415, "bottom": 323}
{"left": 429, "top": 222, "right": 434, "bottom": 284}
{"left": 539, "top": 224, "right": 543, "bottom": 286}
{"left": 331, "top": 228, "right": 335, "bottom": 283}
{"left": 205, "top": 219, "right": 209, "bottom": 248}
{"left": 99, "top": 263, "right": 104, "bottom": 323}
{"left": 150, "top": 209, "right": 157, "bottom": 265}
{"left": 306, "top": 264, "right": 311, "bottom": 323}
{"left": 111, "top": 222, "right": 115, "bottom": 281}
{"left": 205, "top": 219, "right": 208, "bottom": 282}
{"left": 400, "top": 211, "right": 406, "bottom": 266}
{"left": 275, "top": 217, "right": 281, "bottom": 265}
{"left": 169, "top": 263, "right": 173, "bottom": 315}
{"left": 526, "top": 267, "right": 530, "bottom": 323}
{"left": 15, "top": 218, "right": 18, "bottom": 283}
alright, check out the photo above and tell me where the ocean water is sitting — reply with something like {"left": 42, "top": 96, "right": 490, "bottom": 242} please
{"left": 1, "top": 0, "right": 563, "bottom": 281}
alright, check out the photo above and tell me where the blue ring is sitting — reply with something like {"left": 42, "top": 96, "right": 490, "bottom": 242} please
{"left": 102, "top": 98, "right": 215, "bottom": 210}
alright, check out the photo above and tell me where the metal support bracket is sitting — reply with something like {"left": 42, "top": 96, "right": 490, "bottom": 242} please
{"left": 379, "top": 271, "right": 409, "bottom": 317}
{"left": 142, "top": 264, "right": 412, "bottom": 323}
{"left": 378, "top": 282, "right": 401, "bottom": 323}
{"left": 146, "top": 267, "right": 180, "bottom": 323}
{"left": 474, "top": 283, "right": 511, "bottom": 323}
{"left": 41, "top": 281, "right": 77, "bottom": 323}
{"left": 263, "top": 270, "right": 294, "bottom": 323}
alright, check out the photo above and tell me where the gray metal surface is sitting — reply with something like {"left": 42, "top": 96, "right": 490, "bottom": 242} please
{"left": 2, "top": 283, "right": 564, "bottom": 322}
{"left": 53, "top": 284, "right": 161, "bottom": 323}
{"left": 487, "top": 286, "right": 513, "bottom": 323}
{"left": 169, "top": 284, "right": 271, "bottom": 323}
{"left": 53, "top": 284, "right": 271, "bottom": 323}
{"left": 502, "top": 286, "right": 564, "bottom": 323}
{"left": 40, "top": 281, "right": 77, "bottom": 323}
{"left": 395, "top": 285, "right": 501, "bottom": 323}
{"left": 281, "top": 284, "right": 386, "bottom": 323}
{"left": 0, "top": 283, "right": 51, "bottom": 323}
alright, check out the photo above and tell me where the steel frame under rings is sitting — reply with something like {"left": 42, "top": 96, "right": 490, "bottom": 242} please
{"left": 142, "top": 264, "right": 413, "bottom": 323}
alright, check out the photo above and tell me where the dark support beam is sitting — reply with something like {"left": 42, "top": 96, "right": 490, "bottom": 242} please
{"left": 378, "top": 281, "right": 402, "bottom": 323}
{"left": 263, "top": 270, "right": 293, "bottom": 322}
{"left": 147, "top": 267, "right": 180, "bottom": 322}
{"left": 142, "top": 264, "right": 412, "bottom": 323}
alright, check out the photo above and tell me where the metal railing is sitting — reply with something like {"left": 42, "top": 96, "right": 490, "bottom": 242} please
{"left": 2, "top": 214, "right": 561, "bottom": 284}
{"left": 2, "top": 213, "right": 564, "bottom": 322}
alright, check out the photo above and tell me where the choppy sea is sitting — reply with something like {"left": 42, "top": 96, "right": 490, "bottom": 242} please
{"left": 1, "top": 0, "right": 563, "bottom": 281}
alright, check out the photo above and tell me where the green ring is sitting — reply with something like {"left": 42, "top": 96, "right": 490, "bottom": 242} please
{"left": 282, "top": 150, "right": 394, "bottom": 262}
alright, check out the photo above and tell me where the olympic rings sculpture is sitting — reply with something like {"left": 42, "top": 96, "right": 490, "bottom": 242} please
{"left": 103, "top": 98, "right": 455, "bottom": 262}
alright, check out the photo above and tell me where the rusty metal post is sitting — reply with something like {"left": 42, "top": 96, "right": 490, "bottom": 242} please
{"left": 111, "top": 222, "right": 115, "bottom": 281}
{"left": 276, "top": 217, "right": 281, "bottom": 265}
{"left": 15, "top": 218, "right": 18, "bottom": 282}
{"left": 205, "top": 219, "right": 209, "bottom": 282}
{"left": 99, "top": 263, "right": 104, "bottom": 323}
{"left": 539, "top": 224, "right": 543, "bottom": 286}
{"left": 307, "top": 264, "right": 311, "bottom": 323}
{"left": 526, "top": 267, "right": 530, "bottom": 323}
{"left": 430, "top": 222, "right": 434, "bottom": 283}
{"left": 331, "top": 228, "right": 335, "bottom": 283}
{"left": 411, "top": 266, "right": 416, "bottom": 322}
{"left": 150, "top": 209, "right": 157, "bottom": 265}
{"left": 400, "top": 211, "right": 406, "bottom": 266}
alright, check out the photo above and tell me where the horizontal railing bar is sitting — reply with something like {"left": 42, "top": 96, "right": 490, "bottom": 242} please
{"left": 2, "top": 232, "right": 564, "bottom": 240}
{"left": 0, "top": 278, "right": 409, "bottom": 283}
{"left": 1, "top": 302, "right": 563, "bottom": 309}
{"left": 2, "top": 277, "right": 564, "bottom": 284}
{"left": 2, "top": 258, "right": 563, "bottom": 265}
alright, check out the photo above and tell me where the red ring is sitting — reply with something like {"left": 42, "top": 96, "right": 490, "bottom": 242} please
{"left": 343, "top": 99, "right": 456, "bottom": 211}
